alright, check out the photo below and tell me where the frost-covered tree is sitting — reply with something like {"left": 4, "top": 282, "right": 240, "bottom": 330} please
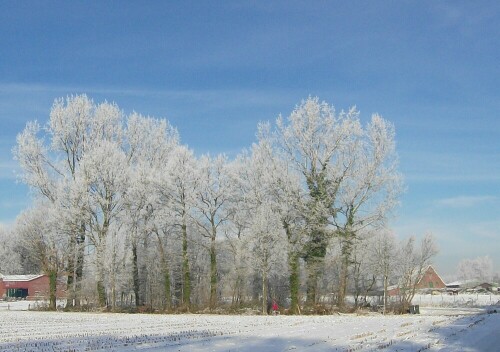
{"left": 13, "top": 95, "right": 183, "bottom": 309}
{"left": 395, "top": 234, "right": 437, "bottom": 313}
{"left": 193, "top": 154, "right": 233, "bottom": 310}
{"left": 0, "top": 226, "right": 22, "bottom": 275}
{"left": 228, "top": 148, "right": 265, "bottom": 296}
{"left": 263, "top": 97, "right": 402, "bottom": 308}
{"left": 244, "top": 204, "right": 287, "bottom": 314}
{"left": 237, "top": 138, "right": 306, "bottom": 313}
{"left": 332, "top": 114, "right": 402, "bottom": 308}
{"left": 76, "top": 140, "right": 128, "bottom": 307}
{"left": 12, "top": 95, "right": 124, "bottom": 308}
{"left": 11, "top": 94, "right": 404, "bottom": 313}
{"left": 368, "top": 229, "right": 397, "bottom": 314}
{"left": 269, "top": 98, "right": 361, "bottom": 306}
{"left": 231, "top": 140, "right": 295, "bottom": 311}
{"left": 123, "top": 167, "right": 154, "bottom": 308}
{"left": 457, "top": 256, "right": 493, "bottom": 282}
{"left": 15, "top": 201, "right": 68, "bottom": 310}
{"left": 348, "top": 233, "right": 374, "bottom": 308}
{"left": 155, "top": 145, "right": 197, "bottom": 310}
{"left": 123, "top": 114, "right": 179, "bottom": 308}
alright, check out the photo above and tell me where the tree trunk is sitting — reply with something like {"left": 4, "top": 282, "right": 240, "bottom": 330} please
{"left": 65, "top": 236, "right": 76, "bottom": 309}
{"left": 155, "top": 231, "right": 171, "bottom": 311}
{"left": 164, "top": 269, "right": 171, "bottom": 311}
{"left": 97, "top": 280, "right": 106, "bottom": 308}
{"left": 209, "top": 236, "right": 217, "bottom": 311}
{"left": 96, "top": 243, "right": 107, "bottom": 308}
{"left": 337, "top": 231, "right": 354, "bottom": 310}
{"left": 110, "top": 240, "right": 117, "bottom": 311}
{"left": 284, "top": 221, "right": 300, "bottom": 314}
{"left": 182, "top": 220, "right": 191, "bottom": 310}
{"left": 304, "top": 228, "right": 327, "bottom": 307}
{"left": 74, "top": 226, "right": 85, "bottom": 307}
{"left": 49, "top": 270, "right": 57, "bottom": 311}
{"left": 337, "top": 250, "right": 349, "bottom": 310}
{"left": 304, "top": 172, "right": 330, "bottom": 308}
{"left": 110, "top": 279, "right": 116, "bottom": 311}
{"left": 352, "top": 261, "right": 361, "bottom": 308}
{"left": 289, "top": 253, "right": 300, "bottom": 314}
{"left": 306, "top": 257, "right": 320, "bottom": 307}
{"left": 132, "top": 241, "right": 141, "bottom": 307}
{"left": 96, "top": 210, "right": 111, "bottom": 309}
{"left": 231, "top": 272, "right": 242, "bottom": 307}
{"left": 65, "top": 226, "right": 85, "bottom": 309}
{"left": 262, "top": 268, "right": 268, "bottom": 315}
{"left": 383, "top": 272, "right": 388, "bottom": 315}
{"left": 306, "top": 253, "right": 324, "bottom": 307}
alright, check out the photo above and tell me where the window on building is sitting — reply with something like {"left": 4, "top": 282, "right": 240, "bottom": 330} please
{"left": 7, "top": 288, "right": 28, "bottom": 299}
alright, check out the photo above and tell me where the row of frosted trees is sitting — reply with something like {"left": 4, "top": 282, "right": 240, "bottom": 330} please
{"left": 11, "top": 95, "right": 431, "bottom": 313}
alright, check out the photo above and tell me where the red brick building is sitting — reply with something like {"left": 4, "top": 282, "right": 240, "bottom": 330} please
{"left": 0, "top": 274, "right": 66, "bottom": 300}
{"left": 387, "top": 265, "right": 446, "bottom": 296}
{"left": 415, "top": 265, "right": 446, "bottom": 290}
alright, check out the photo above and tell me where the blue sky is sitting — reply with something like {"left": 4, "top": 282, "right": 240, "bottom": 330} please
{"left": 1, "top": 1, "right": 499, "bottom": 277}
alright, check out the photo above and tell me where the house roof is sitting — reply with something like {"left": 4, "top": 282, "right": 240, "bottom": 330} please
{"left": 0, "top": 274, "right": 44, "bottom": 282}
{"left": 418, "top": 265, "right": 447, "bottom": 286}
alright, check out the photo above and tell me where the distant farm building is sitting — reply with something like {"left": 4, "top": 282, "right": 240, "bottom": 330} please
{"left": 473, "top": 282, "right": 496, "bottom": 292}
{"left": 387, "top": 265, "right": 446, "bottom": 296}
{"left": 446, "top": 280, "right": 499, "bottom": 293}
{"left": 0, "top": 274, "right": 66, "bottom": 300}
{"left": 415, "top": 265, "right": 446, "bottom": 290}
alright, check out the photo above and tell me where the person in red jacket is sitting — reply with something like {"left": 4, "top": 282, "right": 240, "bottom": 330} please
{"left": 272, "top": 299, "right": 279, "bottom": 315}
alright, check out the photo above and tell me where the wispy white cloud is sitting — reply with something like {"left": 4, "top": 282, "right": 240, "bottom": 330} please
{"left": 431, "top": 2, "right": 496, "bottom": 35}
{"left": 407, "top": 174, "right": 500, "bottom": 183}
{"left": 0, "top": 82, "right": 302, "bottom": 122}
{"left": 435, "top": 195, "right": 497, "bottom": 208}
{"left": 400, "top": 149, "right": 500, "bottom": 183}
{"left": 0, "top": 162, "right": 19, "bottom": 180}
{"left": 466, "top": 220, "right": 500, "bottom": 241}
{"left": 0, "top": 82, "right": 293, "bottom": 105}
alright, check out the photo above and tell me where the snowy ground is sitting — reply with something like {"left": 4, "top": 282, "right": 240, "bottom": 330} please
{"left": 1, "top": 300, "right": 499, "bottom": 351}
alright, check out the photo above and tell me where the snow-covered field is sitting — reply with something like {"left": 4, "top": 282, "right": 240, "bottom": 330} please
{"left": 1, "top": 302, "right": 499, "bottom": 352}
